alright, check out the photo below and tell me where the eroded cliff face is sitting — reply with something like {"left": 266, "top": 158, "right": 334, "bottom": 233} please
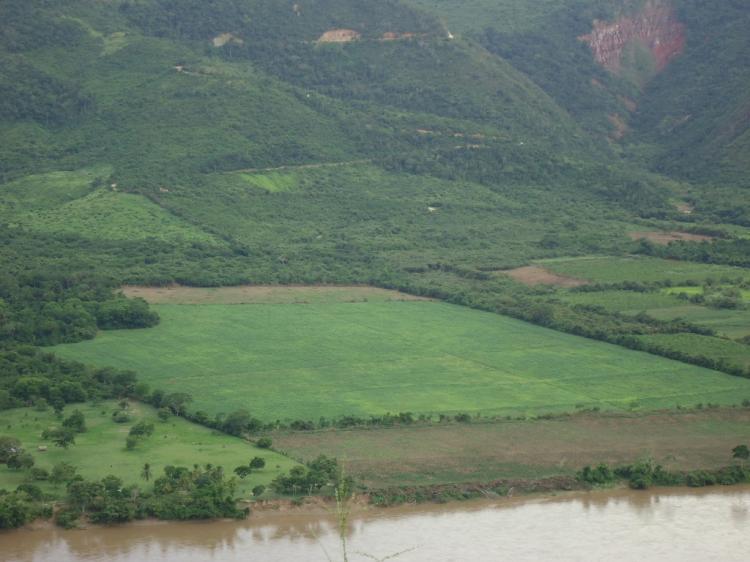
{"left": 579, "top": 0, "right": 685, "bottom": 76}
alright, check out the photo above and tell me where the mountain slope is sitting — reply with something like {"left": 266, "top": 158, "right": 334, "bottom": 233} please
{"left": 409, "top": 0, "right": 750, "bottom": 188}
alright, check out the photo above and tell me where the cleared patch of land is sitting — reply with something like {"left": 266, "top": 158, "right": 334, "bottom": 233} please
{"left": 273, "top": 409, "right": 750, "bottom": 487}
{"left": 0, "top": 402, "right": 298, "bottom": 499}
{"left": 628, "top": 231, "right": 714, "bottom": 245}
{"left": 121, "top": 285, "right": 429, "bottom": 305}
{"left": 501, "top": 265, "right": 589, "bottom": 287}
{"left": 52, "top": 300, "right": 750, "bottom": 422}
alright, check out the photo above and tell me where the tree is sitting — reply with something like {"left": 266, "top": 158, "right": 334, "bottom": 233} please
{"left": 66, "top": 480, "right": 104, "bottom": 513}
{"left": 0, "top": 493, "right": 35, "bottom": 529}
{"left": 252, "top": 484, "right": 266, "bottom": 497}
{"left": 7, "top": 452, "right": 34, "bottom": 470}
{"left": 249, "top": 457, "right": 266, "bottom": 469}
{"left": 233, "top": 465, "right": 253, "bottom": 479}
{"left": 141, "top": 463, "right": 152, "bottom": 482}
{"left": 222, "top": 410, "right": 251, "bottom": 436}
{"left": 62, "top": 409, "right": 86, "bottom": 433}
{"left": 42, "top": 427, "right": 76, "bottom": 449}
{"left": 0, "top": 436, "right": 22, "bottom": 463}
{"left": 50, "top": 462, "right": 77, "bottom": 486}
{"left": 256, "top": 437, "right": 272, "bottom": 449}
{"left": 163, "top": 393, "right": 192, "bottom": 416}
{"left": 129, "top": 421, "right": 155, "bottom": 438}
{"left": 733, "top": 444, "right": 750, "bottom": 464}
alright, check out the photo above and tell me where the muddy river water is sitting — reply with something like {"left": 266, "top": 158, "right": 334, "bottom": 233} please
{"left": 2, "top": 486, "right": 750, "bottom": 561}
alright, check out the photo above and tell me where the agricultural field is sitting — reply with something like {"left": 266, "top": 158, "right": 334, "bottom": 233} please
{"left": 0, "top": 402, "right": 297, "bottom": 499}
{"left": 538, "top": 256, "right": 749, "bottom": 284}
{"left": 52, "top": 292, "right": 750, "bottom": 422}
{"left": 273, "top": 409, "right": 750, "bottom": 487}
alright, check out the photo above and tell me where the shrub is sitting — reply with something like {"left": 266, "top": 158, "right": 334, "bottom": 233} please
{"left": 256, "top": 437, "right": 272, "bottom": 449}
{"left": 112, "top": 410, "right": 131, "bottom": 423}
{"left": 30, "top": 467, "right": 49, "bottom": 481}
{"left": 55, "top": 508, "right": 80, "bottom": 529}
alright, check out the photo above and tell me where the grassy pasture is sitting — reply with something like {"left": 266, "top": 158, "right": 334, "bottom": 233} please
{"left": 273, "top": 409, "right": 750, "bottom": 487}
{"left": 539, "top": 256, "right": 749, "bottom": 284}
{"left": 52, "top": 298, "right": 750, "bottom": 422}
{"left": 0, "top": 402, "right": 297, "bottom": 499}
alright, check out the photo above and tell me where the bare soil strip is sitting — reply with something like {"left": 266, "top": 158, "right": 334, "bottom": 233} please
{"left": 628, "top": 231, "right": 714, "bottom": 245}
{"left": 121, "top": 285, "right": 430, "bottom": 305}
{"left": 273, "top": 409, "right": 750, "bottom": 488}
{"left": 501, "top": 265, "right": 589, "bottom": 287}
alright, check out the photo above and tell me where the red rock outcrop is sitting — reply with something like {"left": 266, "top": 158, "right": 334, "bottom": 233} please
{"left": 579, "top": 0, "right": 685, "bottom": 74}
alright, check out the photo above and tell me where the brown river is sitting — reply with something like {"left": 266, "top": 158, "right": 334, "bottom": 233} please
{"left": 2, "top": 487, "right": 749, "bottom": 561}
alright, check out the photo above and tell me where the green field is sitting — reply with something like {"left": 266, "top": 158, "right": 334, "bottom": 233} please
{"left": 52, "top": 300, "right": 750, "bottom": 421}
{"left": 539, "top": 256, "right": 749, "bottom": 284}
{"left": 0, "top": 402, "right": 297, "bottom": 499}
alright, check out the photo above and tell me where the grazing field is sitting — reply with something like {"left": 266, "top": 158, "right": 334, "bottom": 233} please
{"left": 538, "top": 256, "right": 748, "bottom": 284}
{"left": 52, "top": 296, "right": 750, "bottom": 422}
{"left": 273, "top": 409, "right": 750, "bottom": 487}
{"left": 0, "top": 402, "right": 297, "bottom": 499}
